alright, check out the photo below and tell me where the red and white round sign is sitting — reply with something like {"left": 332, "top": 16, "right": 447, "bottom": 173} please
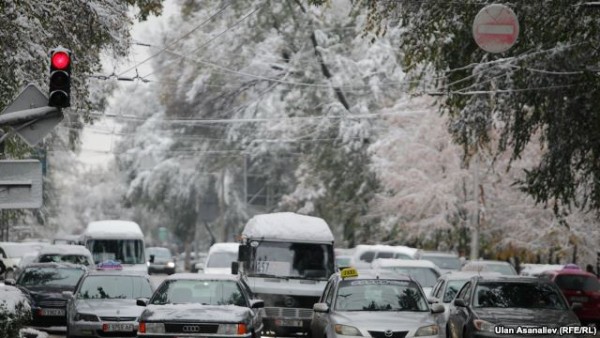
{"left": 472, "top": 4, "right": 519, "bottom": 53}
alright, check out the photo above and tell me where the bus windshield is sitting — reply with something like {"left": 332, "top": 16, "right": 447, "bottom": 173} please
{"left": 248, "top": 241, "right": 334, "bottom": 280}
{"left": 87, "top": 239, "right": 145, "bottom": 265}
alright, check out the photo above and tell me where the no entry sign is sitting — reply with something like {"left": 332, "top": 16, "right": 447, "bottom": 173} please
{"left": 472, "top": 4, "right": 519, "bottom": 53}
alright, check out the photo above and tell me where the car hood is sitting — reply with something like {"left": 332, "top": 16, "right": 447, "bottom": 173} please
{"left": 75, "top": 299, "right": 144, "bottom": 318}
{"left": 140, "top": 304, "right": 252, "bottom": 323}
{"left": 475, "top": 308, "right": 579, "bottom": 326}
{"left": 332, "top": 310, "right": 436, "bottom": 329}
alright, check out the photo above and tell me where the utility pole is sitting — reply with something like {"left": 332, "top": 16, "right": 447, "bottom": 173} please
{"left": 470, "top": 153, "right": 480, "bottom": 260}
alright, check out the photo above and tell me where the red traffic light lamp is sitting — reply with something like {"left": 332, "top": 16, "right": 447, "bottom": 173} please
{"left": 48, "top": 47, "right": 72, "bottom": 108}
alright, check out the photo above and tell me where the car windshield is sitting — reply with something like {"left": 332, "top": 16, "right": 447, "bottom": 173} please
{"left": 555, "top": 275, "right": 600, "bottom": 292}
{"left": 38, "top": 254, "right": 91, "bottom": 266}
{"left": 207, "top": 252, "right": 238, "bottom": 268}
{"left": 474, "top": 282, "right": 568, "bottom": 310}
{"left": 422, "top": 256, "right": 461, "bottom": 270}
{"left": 77, "top": 275, "right": 153, "bottom": 299}
{"left": 336, "top": 257, "right": 351, "bottom": 266}
{"left": 335, "top": 279, "right": 429, "bottom": 312}
{"left": 150, "top": 279, "right": 247, "bottom": 306}
{"left": 443, "top": 280, "right": 468, "bottom": 303}
{"left": 383, "top": 267, "right": 440, "bottom": 288}
{"left": 147, "top": 248, "right": 171, "bottom": 259}
{"left": 87, "top": 239, "right": 145, "bottom": 265}
{"left": 18, "top": 267, "right": 84, "bottom": 288}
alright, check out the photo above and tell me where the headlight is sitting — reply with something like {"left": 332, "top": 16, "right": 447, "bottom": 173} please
{"left": 473, "top": 319, "right": 495, "bottom": 332}
{"left": 415, "top": 324, "right": 439, "bottom": 336}
{"left": 167, "top": 262, "right": 175, "bottom": 268}
{"left": 146, "top": 261, "right": 150, "bottom": 267}
{"left": 138, "top": 322, "right": 165, "bottom": 333}
{"left": 74, "top": 313, "right": 99, "bottom": 322}
{"left": 217, "top": 323, "right": 247, "bottom": 335}
{"left": 334, "top": 324, "right": 362, "bottom": 336}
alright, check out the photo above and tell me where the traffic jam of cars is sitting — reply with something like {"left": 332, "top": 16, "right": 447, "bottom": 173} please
{"left": 1, "top": 213, "right": 599, "bottom": 338}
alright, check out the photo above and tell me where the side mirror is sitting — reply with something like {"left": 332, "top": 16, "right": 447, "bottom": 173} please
{"left": 238, "top": 245, "right": 250, "bottom": 262}
{"left": 427, "top": 297, "right": 440, "bottom": 304}
{"left": 571, "top": 302, "right": 583, "bottom": 311}
{"left": 313, "top": 303, "right": 329, "bottom": 313}
{"left": 62, "top": 291, "right": 74, "bottom": 299}
{"left": 453, "top": 298, "right": 467, "bottom": 307}
{"left": 136, "top": 298, "right": 149, "bottom": 307}
{"left": 149, "top": 255, "right": 155, "bottom": 264}
{"left": 250, "top": 299, "right": 264, "bottom": 308}
{"left": 431, "top": 303, "right": 445, "bottom": 313}
{"left": 231, "top": 262, "right": 239, "bottom": 275}
{"left": 3, "top": 279, "right": 15, "bottom": 286}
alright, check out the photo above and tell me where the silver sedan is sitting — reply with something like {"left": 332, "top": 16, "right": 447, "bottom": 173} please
{"left": 65, "top": 270, "right": 154, "bottom": 337}
{"left": 310, "top": 270, "right": 445, "bottom": 338}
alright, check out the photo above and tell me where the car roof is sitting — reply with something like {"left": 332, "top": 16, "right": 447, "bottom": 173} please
{"left": 420, "top": 251, "right": 459, "bottom": 258}
{"left": 38, "top": 244, "right": 91, "bottom": 255}
{"left": 333, "top": 269, "right": 414, "bottom": 282}
{"left": 84, "top": 270, "right": 151, "bottom": 277}
{"left": 544, "top": 268, "right": 596, "bottom": 277}
{"left": 372, "top": 258, "right": 440, "bottom": 269}
{"left": 464, "top": 260, "right": 512, "bottom": 266}
{"left": 471, "top": 275, "right": 545, "bottom": 283}
{"left": 165, "top": 273, "right": 240, "bottom": 281}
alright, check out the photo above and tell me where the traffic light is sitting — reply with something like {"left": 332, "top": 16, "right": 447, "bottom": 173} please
{"left": 48, "top": 47, "right": 72, "bottom": 108}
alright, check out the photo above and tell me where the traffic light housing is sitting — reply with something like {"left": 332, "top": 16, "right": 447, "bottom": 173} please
{"left": 48, "top": 47, "right": 71, "bottom": 108}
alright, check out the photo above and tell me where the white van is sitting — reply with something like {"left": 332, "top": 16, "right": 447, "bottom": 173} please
{"left": 203, "top": 242, "right": 239, "bottom": 274}
{"left": 82, "top": 220, "right": 147, "bottom": 274}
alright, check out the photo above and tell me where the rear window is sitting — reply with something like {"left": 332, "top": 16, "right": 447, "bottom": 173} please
{"left": 359, "top": 251, "right": 375, "bottom": 263}
{"left": 555, "top": 275, "right": 600, "bottom": 292}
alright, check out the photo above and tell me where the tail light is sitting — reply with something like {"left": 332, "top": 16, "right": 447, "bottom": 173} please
{"left": 138, "top": 322, "right": 146, "bottom": 333}
{"left": 237, "top": 323, "right": 247, "bottom": 334}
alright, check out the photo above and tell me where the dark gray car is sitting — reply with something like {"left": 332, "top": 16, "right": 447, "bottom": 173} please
{"left": 447, "top": 275, "right": 581, "bottom": 338}
{"left": 136, "top": 273, "right": 264, "bottom": 338}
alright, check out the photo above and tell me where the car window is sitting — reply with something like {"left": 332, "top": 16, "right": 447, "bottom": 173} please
{"left": 487, "top": 264, "right": 517, "bottom": 275}
{"left": 151, "top": 280, "right": 247, "bottom": 306}
{"left": 555, "top": 275, "right": 600, "bottom": 292}
{"left": 18, "top": 267, "right": 84, "bottom": 288}
{"left": 394, "top": 253, "right": 412, "bottom": 259}
{"left": 444, "top": 280, "right": 468, "bottom": 303}
{"left": 77, "top": 275, "right": 153, "bottom": 299}
{"left": 376, "top": 251, "right": 394, "bottom": 259}
{"left": 39, "top": 254, "right": 91, "bottom": 266}
{"left": 456, "top": 281, "right": 471, "bottom": 300}
{"left": 473, "top": 282, "right": 568, "bottom": 310}
{"left": 359, "top": 251, "right": 375, "bottom": 263}
{"left": 325, "top": 280, "right": 336, "bottom": 305}
{"left": 432, "top": 280, "right": 443, "bottom": 298}
{"left": 386, "top": 267, "right": 440, "bottom": 288}
{"left": 207, "top": 252, "right": 238, "bottom": 268}
{"left": 335, "top": 279, "right": 428, "bottom": 312}
{"left": 321, "top": 280, "right": 333, "bottom": 302}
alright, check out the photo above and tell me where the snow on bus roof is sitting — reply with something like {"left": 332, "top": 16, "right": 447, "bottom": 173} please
{"left": 242, "top": 212, "right": 334, "bottom": 243}
{"left": 84, "top": 220, "right": 143, "bottom": 238}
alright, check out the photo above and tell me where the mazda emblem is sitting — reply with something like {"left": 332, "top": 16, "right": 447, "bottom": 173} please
{"left": 182, "top": 325, "right": 201, "bottom": 333}
{"left": 384, "top": 330, "right": 393, "bottom": 338}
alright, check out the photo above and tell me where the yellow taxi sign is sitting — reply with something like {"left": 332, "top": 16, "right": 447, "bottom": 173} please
{"left": 340, "top": 267, "right": 358, "bottom": 279}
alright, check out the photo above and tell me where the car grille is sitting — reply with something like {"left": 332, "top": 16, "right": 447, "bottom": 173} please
{"left": 369, "top": 331, "right": 408, "bottom": 338}
{"left": 38, "top": 300, "right": 66, "bottom": 307}
{"left": 100, "top": 316, "right": 137, "bottom": 322}
{"left": 164, "top": 323, "right": 219, "bottom": 334}
{"left": 262, "top": 307, "right": 313, "bottom": 319}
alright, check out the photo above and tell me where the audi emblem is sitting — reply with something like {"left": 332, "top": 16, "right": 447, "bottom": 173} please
{"left": 384, "top": 330, "right": 394, "bottom": 338}
{"left": 182, "top": 325, "right": 201, "bottom": 333}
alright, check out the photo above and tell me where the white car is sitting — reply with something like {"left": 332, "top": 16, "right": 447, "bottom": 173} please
{"left": 35, "top": 244, "right": 95, "bottom": 267}
{"left": 349, "top": 244, "right": 421, "bottom": 270}
{"left": 0, "top": 242, "right": 48, "bottom": 278}
{"left": 203, "top": 242, "right": 239, "bottom": 274}
{"left": 371, "top": 259, "right": 442, "bottom": 296}
{"left": 460, "top": 260, "right": 518, "bottom": 275}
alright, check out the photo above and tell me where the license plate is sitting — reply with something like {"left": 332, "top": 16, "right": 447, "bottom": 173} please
{"left": 276, "top": 319, "right": 303, "bottom": 327}
{"left": 40, "top": 308, "right": 65, "bottom": 316}
{"left": 103, "top": 323, "right": 134, "bottom": 332}
{"left": 571, "top": 296, "right": 589, "bottom": 303}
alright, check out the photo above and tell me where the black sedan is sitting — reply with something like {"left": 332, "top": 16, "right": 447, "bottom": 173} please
{"left": 447, "top": 275, "right": 581, "bottom": 338}
{"left": 137, "top": 273, "right": 264, "bottom": 338}
{"left": 7, "top": 262, "right": 86, "bottom": 328}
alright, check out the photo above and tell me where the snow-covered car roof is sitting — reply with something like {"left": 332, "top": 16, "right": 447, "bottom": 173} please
{"left": 438, "top": 271, "right": 502, "bottom": 280}
{"left": 38, "top": 244, "right": 92, "bottom": 256}
{"left": 242, "top": 212, "right": 334, "bottom": 243}
{"left": 519, "top": 264, "right": 564, "bottom": 276}
{"left": 371, "top": 258, "right": 441, "bottom": 272}
{"left": 84, "top": 220, "right": 143, "bottom": 239}
{"left": 419, "top": 251, "right": 459, "bottom": 258}
{"left": 208, "top": 242, "right": 239, "bottom": 253}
